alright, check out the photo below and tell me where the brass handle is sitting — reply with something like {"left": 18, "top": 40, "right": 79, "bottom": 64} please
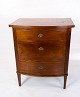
{"left": 38, "top": 47, "right": 44, "bottom": 51}
{"left": 38, "top": 33, "right": 44, "bottom": 38}
{"left": 38, "top": 66, "right": 44, "bottom": 70}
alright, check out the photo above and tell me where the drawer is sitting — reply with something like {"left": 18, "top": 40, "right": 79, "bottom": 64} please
{"left": 17, "top": 40, "right": 66, "bottom": 62}
{"left": 16, "top": 27, "right": 67, "bottom": 42}
{"left": 18, "top": 61, "right": 64, "bottom": 76}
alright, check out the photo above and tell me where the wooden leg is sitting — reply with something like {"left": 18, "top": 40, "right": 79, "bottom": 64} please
{"left": 64, "top": 75, "right": 67, "bottom": 89}
{"left": 17, "top": 73, "right": 21, "bottom": 86}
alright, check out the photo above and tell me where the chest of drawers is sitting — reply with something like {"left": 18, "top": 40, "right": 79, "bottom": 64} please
{"left": 9, "top": 18, "right": 75, "bottom": 89}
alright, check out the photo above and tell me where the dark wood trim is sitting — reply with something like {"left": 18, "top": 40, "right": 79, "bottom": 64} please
{"left": 17, "top": 71, "right": 68, "bottom": 77}
{"left": 17, "top": 73, "right": 21, "bottom": 86}
{"left": 64, "top": 75, "right": 67, "bottom": 89}
{"left": 64, "top": 28, "right": 71, "bottom": 89}
{"left": 12, "top": 28, "right": 21, "bottom": 86}
{"left": 64, "top": 28, "right": 71, "bottom": 74}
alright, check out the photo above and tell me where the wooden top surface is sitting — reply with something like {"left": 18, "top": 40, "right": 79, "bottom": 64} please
{"left": 9, "top": 18, "right": 75, "bottom": 28}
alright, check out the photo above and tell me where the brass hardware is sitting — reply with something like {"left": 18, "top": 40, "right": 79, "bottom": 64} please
{"left": 38, "top": 47, "right": 44, "bottom": 51}
{"left": 38, "top": 33, "right": 44, "bottom": 38}
{"left": 38, "top": 66, "right": 44, "bottom": 70}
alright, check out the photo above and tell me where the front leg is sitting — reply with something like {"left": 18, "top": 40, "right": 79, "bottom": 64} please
{"left": 17, "top": 73, "right": 21, "bottom": 86}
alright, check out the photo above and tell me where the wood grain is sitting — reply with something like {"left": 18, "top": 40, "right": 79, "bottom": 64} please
{"left": 18, "top": 61, "right": 64, "bottom": 76}
{"left": 17, "top": 40, "right": 66, "bottom": 62}
{"left": 9, "top": 18, "right": 75, "bottom": 89}
{"left": 9, "top": 18, "right": 75, "bottom": 28}
{"left": 16, "top": 27, "right": 67, "bottom": 42}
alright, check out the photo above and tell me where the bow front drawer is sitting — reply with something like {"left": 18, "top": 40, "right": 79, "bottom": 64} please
{"left": 19, "top": 61, "right": 64, "bottom": 76}
{"left": 16, "top": 27, "right": 67, "bottom": 42}
{"left": 17, "top": 41, "right": 66, "bottom": 62}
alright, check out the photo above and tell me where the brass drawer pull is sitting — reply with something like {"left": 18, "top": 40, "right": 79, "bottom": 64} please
{"left": 38, "top": 47, "right": 44, "bottom": 51}
{"left": 38, "top": 33, "right": 44, "bottom": 38}
{"left": 38, "top": 66, "right": 44, "bottom": 70}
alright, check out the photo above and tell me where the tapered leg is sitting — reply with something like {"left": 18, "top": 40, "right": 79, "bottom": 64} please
{"left": 17, "top": 73, "right": 21, "bottom": 86}
{"left": 64, "top": 75, "right": 67, "bottom": 89}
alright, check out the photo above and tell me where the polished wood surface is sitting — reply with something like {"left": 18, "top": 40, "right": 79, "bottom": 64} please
{"left": 17, "top": 40, "right": 66, "bottom": 61}
{"left": 19, "top": 61, "right": 64, "bottom": 76}
{"left": 16, "top": 27, "right": 67, "bottom": 42}
{"left": 9, "top": 18, "right": 75, "bottom": 89}
{"left": 9, "top": 18, "right": 75, "bottom": 28}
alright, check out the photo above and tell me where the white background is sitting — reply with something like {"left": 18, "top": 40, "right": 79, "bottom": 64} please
{"left": 0, "top": 0, "right": 80, "bottom": 97}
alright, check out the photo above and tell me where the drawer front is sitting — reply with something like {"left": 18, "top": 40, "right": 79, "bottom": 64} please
{"left": 17, "top": 41, "right": 66, "bottom": 62}
{"left": 18, "top": 61, "right": 64, "bottom": 76}
{"left": 16, "top": 27, "right": 67, "bottom": 42}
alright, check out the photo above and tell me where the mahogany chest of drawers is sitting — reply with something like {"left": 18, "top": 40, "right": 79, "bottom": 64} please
{"left": 9, "top": 18, "right": 75, "bottom": 89}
